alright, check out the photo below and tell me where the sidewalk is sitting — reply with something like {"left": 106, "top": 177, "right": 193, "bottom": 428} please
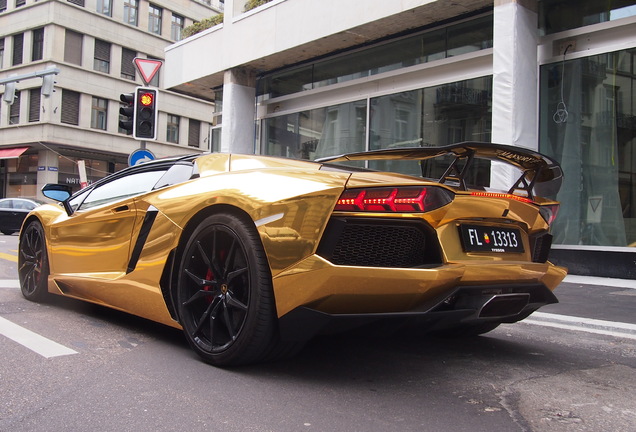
{"left": 563, "top": 275, "right": 636, "bottom": 289}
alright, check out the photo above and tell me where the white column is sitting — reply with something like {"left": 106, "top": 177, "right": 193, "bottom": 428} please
{"left": 36, "top": 149, "right": 59, "bottom": 201}
{"left": 491, "top": 0, "right": 539, "bottom": 189}
{"left": 220, "top": 68, "right": 256, "bottom": 154}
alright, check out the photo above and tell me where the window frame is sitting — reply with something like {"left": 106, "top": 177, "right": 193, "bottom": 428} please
{"left": 148, "top": 4, "right": 163, "bottom": 35}
{"left": 31, "top": 28, "right": 44, "bottom": 61}
{"left": 90, "top": 96, "right": 108, "bottom": 130}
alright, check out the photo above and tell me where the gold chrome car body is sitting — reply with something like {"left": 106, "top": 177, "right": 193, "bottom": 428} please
{"left": 19, "top": 143, "right": 567, "bottom": 366}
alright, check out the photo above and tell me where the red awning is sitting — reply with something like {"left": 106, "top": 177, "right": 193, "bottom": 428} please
{"left": 0, "top": 147, "right": 29, "bottom": 159}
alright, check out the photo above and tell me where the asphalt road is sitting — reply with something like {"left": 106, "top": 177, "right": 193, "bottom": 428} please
{"left": 1, "top": 234, "right": 635, "bottom": 432}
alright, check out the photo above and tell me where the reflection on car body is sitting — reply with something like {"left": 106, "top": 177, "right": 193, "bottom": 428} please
{"left": 18, "top": 143, "right": 567, "bottom": 366}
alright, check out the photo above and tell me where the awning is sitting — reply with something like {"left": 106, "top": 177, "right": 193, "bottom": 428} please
{"left": 0, "top": 147, "right": 29, "bottom": 159}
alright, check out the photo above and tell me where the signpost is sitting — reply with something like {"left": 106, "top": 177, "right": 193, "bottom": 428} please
{"left": 129, "top": 148, "right": 156, "bottom": 166}
{"left": 133, "top": 58, "right": 163, "bottom": 86}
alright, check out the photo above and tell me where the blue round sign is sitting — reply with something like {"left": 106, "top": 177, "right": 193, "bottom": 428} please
{"left": 129, "top": 149, "right": 155, "bottom": 166}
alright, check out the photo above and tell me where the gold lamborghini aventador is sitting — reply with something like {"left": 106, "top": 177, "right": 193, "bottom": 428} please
{"left": 18, "top": 142, "right": 567, "bottom": 366}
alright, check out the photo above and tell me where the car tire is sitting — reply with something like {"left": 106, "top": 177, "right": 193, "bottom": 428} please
{"left": 18, "top": 220, "right": 50, "bottom": 302}
{"left": 2, "top": 230, "right": 15, "bottom": 235}
{"left": 176, "top": 213, "right": 278, "bottom": 366}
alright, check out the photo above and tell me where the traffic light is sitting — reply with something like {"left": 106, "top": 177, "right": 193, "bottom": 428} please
{"left": 41, "top": 74, "right": 56, "bottom": 97}
{"left": 134, "top": 87, "right": 157, "bottom": 140}
{"left": 3, "top": 82, "right": 16, "bottom": 104}
{"left": 119, "top": 92, "right": 135, "bottom": 135}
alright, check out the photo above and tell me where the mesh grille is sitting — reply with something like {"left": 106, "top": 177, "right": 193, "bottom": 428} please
{"left": 319, "top": 219, "right": 441, "bottom": 268}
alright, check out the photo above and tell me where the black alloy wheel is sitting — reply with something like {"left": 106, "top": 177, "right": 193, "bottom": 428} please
{"left": 176, "top": 213, "right": 277, "bottom": 366}
{"left": 18, "top": 220, "right": 50, "bottom": 302}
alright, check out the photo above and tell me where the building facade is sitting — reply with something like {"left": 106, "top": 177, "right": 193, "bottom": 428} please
{"left": 0, "top": 0, "right": 222, "bottom": 199}
{"left": 165, "top": 0, "right": 636, "bottom": 278}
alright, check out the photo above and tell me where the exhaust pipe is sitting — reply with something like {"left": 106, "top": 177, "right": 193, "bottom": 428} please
{"left": 478, "top": 293, "right": 530, "bottom": 318}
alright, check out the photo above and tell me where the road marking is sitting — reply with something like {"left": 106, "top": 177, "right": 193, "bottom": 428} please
{"left": 563, "top": 275, "right": 636, "bottom": 289}
{"left": 523, "top": 312, "right": 636, "bottom": 341}
{"left": 0, "top": 252, "right": 17, "bottom": 263}
{"left": 0, "top": 279, "right": 20, "bottom": 288}
{"left": 0, "top": 316, "right": 78, "bottom": 358}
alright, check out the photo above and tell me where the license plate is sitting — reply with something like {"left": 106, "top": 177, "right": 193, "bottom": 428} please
{"left": 459, "top": 224, "right": 524, "bottom": 253}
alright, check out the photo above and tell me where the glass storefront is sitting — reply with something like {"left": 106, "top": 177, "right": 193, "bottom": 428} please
{"left": 540, "top": 49, "right": 636, "bottom": 247}
{"left": 3, "top": 153, "right": 126, "bottom": 198}
{"left": 6, "top": 154, "right": 39, "bottom": 199}
{"left": 262, "top": 100, "right": 367, "bottom": 162}
{"left": 261, "top": 76, "right": 492, "bottom": 177}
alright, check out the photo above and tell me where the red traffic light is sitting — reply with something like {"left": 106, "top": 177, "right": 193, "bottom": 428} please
{"left": 138, "top": 92, "right": 154, "bottom": 107}
{"left": 134, "top": 87, "right": 157, "bottom": 140}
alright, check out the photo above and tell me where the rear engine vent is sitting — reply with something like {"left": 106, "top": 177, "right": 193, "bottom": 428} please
{"left": 317, "top": 218, "right": 442, "bottom": 268}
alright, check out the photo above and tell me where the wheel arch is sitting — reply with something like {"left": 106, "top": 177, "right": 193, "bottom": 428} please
{"left": 161, "top": 203, "right": 272, "bottom": 323}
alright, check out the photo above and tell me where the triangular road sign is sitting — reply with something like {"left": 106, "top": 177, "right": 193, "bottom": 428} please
{"left": 133, "top": 58, "right": 163, "bottom": 85}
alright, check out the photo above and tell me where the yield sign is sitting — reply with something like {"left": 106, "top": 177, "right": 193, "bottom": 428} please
{"left": 133, "top": 58, "right": 163, "bottom": 85}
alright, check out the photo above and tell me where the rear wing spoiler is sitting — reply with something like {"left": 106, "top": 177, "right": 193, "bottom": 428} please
{"left": 316, "top": 142, "right": 563, "bottom": 199}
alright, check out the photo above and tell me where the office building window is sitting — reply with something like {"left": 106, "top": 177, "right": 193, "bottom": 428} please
{"left": 12, "top": 33, "right": 23, "bottom": 66}
{"left": 121, "top": 48, "right": 136, "bottom": 80}
{"left": 124, "top": 0, "right": 138, "bottom": 26}
{"left": 167, "top": 114, "right": 180, "bottom": 143}
{"left": 0, "top": 39, "right": 4, "bottom": 69}
{"left": 32, "top": 28, "right": 44, "bottom": 61}
{"left": 539, "top": 0, "right": 636, "bottom": 35}
{"left": 96, "top": 0, "right": 112, "bottom": 16}
{"left": 0, "top": 0, "right": 7, "bottom": 12}
{"left": 188, "top": 119, "right": 201, "bottom": 147}
{"left": 29, "top": 89, "right": 41, "bottom": 122}
{"left": 258, "top": 15, "right": 493, "bottom": 100}
{"left": 64, "top": 30, "right": 82, "bottom": 65}
{"left": 149, "top": 5, "right": 162, "bottom": 35}
{"left": 171, "top": 14, "right": 184, "bottom": 41}
{"left": 61, "top": 89, "right": 80, "bottom": 125}
{"left": 67, "top": 0, "right": 85, "bottom": 6}
{"left": 16, "top": 0, "right": 26, "bottom": 7}
{"left": 93, "top": 39, "right": 110, "bottom": 73}
{"left": 91, "top": 97, "right": 108, "bottom": 130}
{"left": 9, "top": 90, "right": 20, "bottom": 124}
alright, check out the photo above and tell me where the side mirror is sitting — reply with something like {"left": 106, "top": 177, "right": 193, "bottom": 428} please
{"left": 42, "top": 184, "right": 72, "bottom": 202}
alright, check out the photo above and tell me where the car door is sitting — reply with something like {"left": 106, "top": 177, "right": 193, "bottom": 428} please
{"left": 48, "top": 169, "right": 168, "bottom": 277}
{"left": 0, "top": 200, "right": 15, "bottom": 232}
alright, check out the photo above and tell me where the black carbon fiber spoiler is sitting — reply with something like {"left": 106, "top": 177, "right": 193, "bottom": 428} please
{"left": 316, "top": 142, "right": 563, "bottom": 199}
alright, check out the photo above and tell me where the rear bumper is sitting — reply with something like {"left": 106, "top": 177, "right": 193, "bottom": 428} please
{"left": 278, "top": 283, "right": 558, "bottom": 340}
{"left": 273, "top": 255, "right": 566, "bottom": 340}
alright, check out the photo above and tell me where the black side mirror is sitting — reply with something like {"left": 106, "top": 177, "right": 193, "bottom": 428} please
{"left": 42, "top": 184, "right": 74, "bottom": 215}
{"left": 42, "top": 184, "right": 72, "bottom": 202}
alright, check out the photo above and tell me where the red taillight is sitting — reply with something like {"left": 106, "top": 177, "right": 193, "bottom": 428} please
{"left": 539, "top": 204, "right": 560, "bottom": 226}
{"left": 334, "top": 187, "right": 452, "bottom": 212}
{"left": 470, "top": 191, "right": 533, "bottom": 203}
{"left": 469, "top": 191, "right": 559, "bottom": 227}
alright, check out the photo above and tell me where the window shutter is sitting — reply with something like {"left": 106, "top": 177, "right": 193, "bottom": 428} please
{"left": 94, "top": 39, "right": 110, "bottom": 62}
{"left": 64, "top": 30, "right": 83, "bottom": 65}
{"left": 29, "top": 89, "right": 41, "bottom": 122}
{"left": 188, "top": 119, "right": 201, "bottom": 147}
{"left": 121, "top": 48, "right": 136, "bottom": 80}
{"left": 61, "top": 90, "right": 80, "bottom": 125}
{"left": 9, "top": 91, "right": 21, "bottom": 124}
{"left": 12, "top": 33, "right": 23, "bottom": 66}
